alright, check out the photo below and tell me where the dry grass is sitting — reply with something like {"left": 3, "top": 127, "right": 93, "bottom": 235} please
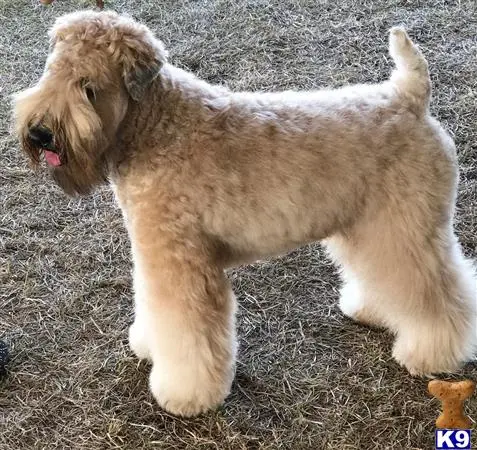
{"left": 1, "top": 0, "right": 476, "bottom": 448}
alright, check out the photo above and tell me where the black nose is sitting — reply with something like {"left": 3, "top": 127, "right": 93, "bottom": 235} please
{"left": 28, "top": 126, "right": 54, "bottom": 148}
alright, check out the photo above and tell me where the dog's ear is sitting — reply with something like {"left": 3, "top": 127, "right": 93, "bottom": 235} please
{"left": 48, "top": 21, "right": 67, "bottom": 54}
{"left": 121, "top": 31, "right": 168, "bottom": 102}
{"left": 123, "top": 56, "right": 164, "bottom": 101}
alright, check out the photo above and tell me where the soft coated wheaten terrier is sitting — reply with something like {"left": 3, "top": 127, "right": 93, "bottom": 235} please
{"left": 14, "top": 10, "right": 476, "bottom": 417}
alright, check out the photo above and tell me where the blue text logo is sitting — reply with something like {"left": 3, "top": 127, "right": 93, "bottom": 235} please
{"left": 435, "top": 429, "right": 471, "bottom": 449}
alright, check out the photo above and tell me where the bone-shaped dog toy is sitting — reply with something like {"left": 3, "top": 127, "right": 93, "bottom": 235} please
{"left": 428, "top": 379, "right": 475, "bottom": 429}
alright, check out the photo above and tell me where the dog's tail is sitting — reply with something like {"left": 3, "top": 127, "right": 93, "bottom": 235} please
{"left": 389, "top": 27, "right": 430, "bottom": 116}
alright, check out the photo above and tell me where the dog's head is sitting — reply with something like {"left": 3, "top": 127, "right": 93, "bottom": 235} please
{"left": 13, "top": 10, "right": 167, "bottom": 195}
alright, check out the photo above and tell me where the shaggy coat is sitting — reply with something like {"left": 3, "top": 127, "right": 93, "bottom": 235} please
{"left": 14, "top": 11, "right": 476, "bottom": 417}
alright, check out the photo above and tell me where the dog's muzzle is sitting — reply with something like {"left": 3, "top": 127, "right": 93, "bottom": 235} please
{"left": 28, "top": 125, "right": 53, "bottom": 148}
{"left": 27, "top": 125, "right": 62, "bottom": 167}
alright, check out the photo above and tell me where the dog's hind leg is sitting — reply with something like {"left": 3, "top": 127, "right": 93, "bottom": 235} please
{"left": 325, "top": 236, "right": 387, "bottom": 329}
{"left": 388, "top": 232, "right": 476, "bottom": 375}
{"left": 327, "top": 195, "right": 476, "bottom": 375}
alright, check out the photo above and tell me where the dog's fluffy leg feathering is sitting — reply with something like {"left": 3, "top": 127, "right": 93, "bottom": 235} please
{"left": 128, "top": 238, "right": 237, "bottom": 417}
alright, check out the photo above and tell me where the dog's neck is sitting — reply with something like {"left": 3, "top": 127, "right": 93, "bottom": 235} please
{"left": 112, "top": 63, "right": 228, "bottom": 176}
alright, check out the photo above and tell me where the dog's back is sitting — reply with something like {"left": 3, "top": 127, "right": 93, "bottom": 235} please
{"left": 194, "top": 30, "right": 451, "bottom": 262}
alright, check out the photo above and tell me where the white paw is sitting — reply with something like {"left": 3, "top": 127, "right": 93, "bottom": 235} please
{"left": 129, "top": 321, "right": 151, "bottom": 361}
{"left": 339, "top": 282, "right": 384, "bottom": 327}
{"left": 339, "top": 284, "right": 363, "bottom": 319}
{"left": 149, "top": 364, "right": 232, "bottom": 417}
{"left": 392, "top": 333, "right": 462, "bottom": 376}
{"left": 392, "top": 338, "right": 428, "bottom": 376}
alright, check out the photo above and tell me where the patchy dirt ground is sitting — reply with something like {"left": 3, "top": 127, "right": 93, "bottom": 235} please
{"left": 1, "top": 0, "right": 476, "bottom": 449}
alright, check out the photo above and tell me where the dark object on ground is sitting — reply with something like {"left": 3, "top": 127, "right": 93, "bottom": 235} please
{"left": 0, "top": 341, "right": 9, "bottom": 376}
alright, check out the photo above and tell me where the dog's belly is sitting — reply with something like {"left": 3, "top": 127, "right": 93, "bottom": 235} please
{"left": 203, "top": 192, "right": 358, "bottom": 267}
{"left": 221, "top": 238, "right": 320, "bottom": 268}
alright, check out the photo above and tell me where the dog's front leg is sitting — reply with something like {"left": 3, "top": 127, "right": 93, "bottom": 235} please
{"left": 129, "top": 268, "right": 153, "bottom": 361}
{"left": 128, "top": 237, "right": 237, "bottom": 417}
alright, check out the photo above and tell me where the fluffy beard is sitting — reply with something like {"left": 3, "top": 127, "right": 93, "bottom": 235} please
{"left": 17, "top": 109, "right": 110, "bottom": 196}
{"left": 49, "top": 120, "right": 110, "bottom": 196}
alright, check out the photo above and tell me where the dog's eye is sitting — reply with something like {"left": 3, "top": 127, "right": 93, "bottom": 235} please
{"left": 85, "top": 86, "right": 96, "bottom": 103}
{"left": 81, "top": 79, "right": 96, "bottom": 103}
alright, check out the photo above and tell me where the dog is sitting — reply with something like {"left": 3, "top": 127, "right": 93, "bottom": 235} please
{"left": 13, "top": 10, "right": 476, "bottom": 417}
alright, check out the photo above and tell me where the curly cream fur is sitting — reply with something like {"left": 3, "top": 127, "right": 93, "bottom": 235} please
{"left": 13, "top": 11, "right": 476, "bottom": 417}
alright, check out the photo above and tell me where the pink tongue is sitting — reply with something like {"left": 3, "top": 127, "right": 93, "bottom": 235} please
{"left": 44, "top": 150, "right": 61, "bottom": 167}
